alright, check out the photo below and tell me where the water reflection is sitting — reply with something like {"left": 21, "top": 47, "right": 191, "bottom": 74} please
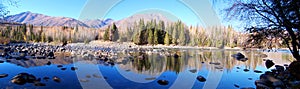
{"left": 117, "top": 50, "right": 292, "bottom": 75}
{"left": 0, "top": 49, "right": 294, "bottom": 88}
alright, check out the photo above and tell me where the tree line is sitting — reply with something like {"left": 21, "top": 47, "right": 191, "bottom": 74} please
{"left": 105, "top": 19, "right": 241, "bottom": 48}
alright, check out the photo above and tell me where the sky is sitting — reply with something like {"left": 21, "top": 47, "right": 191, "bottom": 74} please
{"left": 5, "top": 0, "right": 236, "bottom": 28}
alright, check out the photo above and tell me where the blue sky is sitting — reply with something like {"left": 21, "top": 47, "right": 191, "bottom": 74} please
{"left": 6, "top": 0, "right": 235, "bottom": 28}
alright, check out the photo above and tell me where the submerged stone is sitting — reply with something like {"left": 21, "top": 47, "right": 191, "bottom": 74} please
{"left": 234, "top": 84, "right": 239, "bottom": 88}
{"left": 46, "top": 61, "right": 51, "bottom": 65}
{"left": 0, "top": 74, "right": 8, "bottom": 78}
{"left": 243, "top": 69, "right": 250, "bottom": 72}
{"left": 189, "top": 69, "right": 197, "bottom": 73}
{"left": 197, "top": 76, "right": 206, "bottom": 82}
{"left": 92, "top": 74, "right": 101, "bottom": 78}
{"left": 71, "top": 67, "right": 78, "bottom": 71}
{"left": 11, "top": 73, "right": 36, "bottom": 85}
{"left": 53, "top": 76, "right": 61, "bottom": 83}
{"left": 34, "top": 82, "right": 46, "bottom": 86}
{"left": 254, "top": 70, "right": 263, "bottom": 73}
{"left": 157, "top": 80, "right": 169, "bottom": 85}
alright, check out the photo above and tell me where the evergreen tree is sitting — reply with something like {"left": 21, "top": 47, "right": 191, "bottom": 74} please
{"left": 171, "top": 23, "right": 178, "bottom": 45}
{"left": 164, "top": 32, "right": 171, "bottom": 45}
{"left": 179, "top": 27, "right": 186, "bottom": 45}
{"left": 110, "top": 23, "right": 119, "bottom": 41}
{"left": 103, "top": 27, "right": 110, "bottom": 41}
{"left": 41, "top": 32, "right": 46, "bottom": 42}
{"left": 153, "top": 28, "right": 158, "bottom": 45}
{"left": 148, "top": 29, "right": 153, "bottom": 45}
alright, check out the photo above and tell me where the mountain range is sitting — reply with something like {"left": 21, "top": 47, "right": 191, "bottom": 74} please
{"left": 4, "top": 11, "right": 173, "bottom": 29}
{"left": 4, "top": 11, "right": 113, "bottom": 28}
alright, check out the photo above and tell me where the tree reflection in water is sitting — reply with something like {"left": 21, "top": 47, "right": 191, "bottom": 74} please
{"left": 117, "top": 49, "right": 293, "bottom": 75}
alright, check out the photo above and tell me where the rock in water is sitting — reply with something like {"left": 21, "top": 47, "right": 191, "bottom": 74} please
{"left": 234, "top": 84, "right": 240, "bottom": 88}
{"left": 46, "top": 61, "right": 51, "bottom": 65}
{"left": 197, "top": 76, "right": 206, "bottom": 82}
{"left": 265, "top": 60, "right": 275, "bottom": 69}
{"left": 53, "top": 76, "right": 61, "bottom": 83}
{"left": 11, "top": 73, "right": 36, "bottom": 85}
{"left": 189, "top": 69, "right": 197, "bottom": 73}
{"left": 0, "top": 74, "right": 8, "bottom": 78}
{"left": 232, "top": 52, "right": 245, "bottom": 59}
{"left": 243, "top": 69, "right": 250, "bottom": 72}
{"left": 275, "top": 65, "right": 284, "bottom": 72}
{"left": 289, "top": 61, "right": 300, "bottom": 80}
{"left": 71, "top": 67, "right": 78, "bottom": 71}
{"left": 232, "top": 52, "right": 248, "bottom": 61}
{"left": 157, "top": 80, "right": 169, "bottom": 85}
{"left": 254, "top": 70, "right": 263, "bottom": 73}
{"left": 34, "top": 82, "right": 46, "bottom": 86}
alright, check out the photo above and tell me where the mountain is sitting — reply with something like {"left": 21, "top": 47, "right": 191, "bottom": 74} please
{"left": 110, "top": 13, "right": 174, "bottom": 31}
{"left": 5, "top": 11, "right": 89, "bottom": 27}
{"left": 4, "top": 11, "right": 173, "bottom": 29}
{"left": 82, "top": 18, "right": 113, "bottom": 28}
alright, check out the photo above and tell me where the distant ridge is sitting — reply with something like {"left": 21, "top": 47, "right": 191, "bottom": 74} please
{"left": 4, "top": 11, "right": 175, "bottom": 29}
{"left": 5, "top": 11, "right": 112, "bottom": 28}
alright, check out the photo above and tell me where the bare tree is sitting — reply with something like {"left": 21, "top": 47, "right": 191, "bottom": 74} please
{"left": 0, "top": 0, "right": 18, "bottom": 21}
{"left": 225, "top": 0, "right": 300, "bottom": 60}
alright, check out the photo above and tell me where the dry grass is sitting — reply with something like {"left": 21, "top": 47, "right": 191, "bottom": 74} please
{"left": 0, "top": 37, "right": 10, "bottom": 45}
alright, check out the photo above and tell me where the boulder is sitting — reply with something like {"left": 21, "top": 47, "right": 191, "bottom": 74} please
{"left": 11, "top": 73, "right": 36, "bottom": 85}
{"left": 265, "top": 60, "right": 275, "bottom": 69}
{"left": 275, "top": 65, "right": 285, "bottom": 72}
{"left": 289, "top": 61, "right": 300, "bottom": 80}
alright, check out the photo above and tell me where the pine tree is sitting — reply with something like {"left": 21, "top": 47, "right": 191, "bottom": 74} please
{"left": 153, "top": 28, "right": 158, "bottom": 45}
{"left": 103, "top": 27, "right": 110, "bottom": 41}
{"left": 110, "top": 23, "right": 119, "bottom": 41}
{"left": 41, "top": 32, "right": 46, "bottom": 42}
{"left": 171, "top": 23, "right": 178, "bottom": 45}
{"left": 148, "top": 29, "right": 153, "bottom": 45}
{"left": 179, "top": 26, "right": 186, "bottom": 45}
{"left": 164, "top": 32, "right": 170, "bottom": 45}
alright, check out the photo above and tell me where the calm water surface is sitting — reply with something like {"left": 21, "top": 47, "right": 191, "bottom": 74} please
{"left": 0, "top": 49, "right": 294, "bottom": 89}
